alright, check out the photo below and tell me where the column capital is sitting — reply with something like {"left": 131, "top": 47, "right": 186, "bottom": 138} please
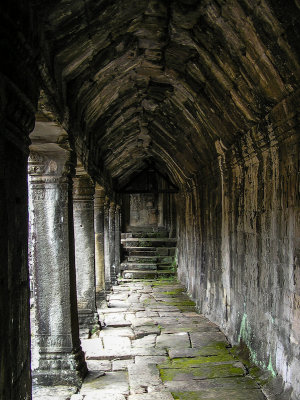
{"left": 109, "top": 201, "right": 116, "bottom": 211}
{"left": 73, "top": 174, "right": 95, "bottom": 201}
{"left": 28, "top": 150, "right": 75, "bottom": 183}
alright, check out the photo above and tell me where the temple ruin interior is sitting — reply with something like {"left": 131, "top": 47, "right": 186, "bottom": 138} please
{"left": 0, "top": 0, "right": 299, "bottom": 399}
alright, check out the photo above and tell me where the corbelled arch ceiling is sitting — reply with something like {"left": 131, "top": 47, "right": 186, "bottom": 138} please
{"left": 36, "top": 0, "right": 299, "bottom": 189}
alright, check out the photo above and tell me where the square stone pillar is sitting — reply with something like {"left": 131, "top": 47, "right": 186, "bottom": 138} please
{"left": 114, "top": 205, "right": 121, "bottom": 278}
{"left": 28, "top": 151, "right": 87, "bottom": 387}
{"left": 1, "top": 135, "right": 32, "bottom": 399}
{"left": 109, "top": 201, "right": 117, "bottom": 285}
{"left": 104, "top": 197, "right": 111, "bottom": 290}
{"left": 73, "top": 174, "right": 99, "bottom": 338}
{"left": 94, "top": 186, "right": 106, "bottom": 305}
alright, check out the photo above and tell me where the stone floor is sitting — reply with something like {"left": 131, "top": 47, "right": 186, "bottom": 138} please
{"left": 33, "top": 279, "right": 267, "bottom": 400}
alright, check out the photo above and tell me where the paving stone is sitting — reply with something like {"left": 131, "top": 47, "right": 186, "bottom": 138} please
{"left": 109, "top": 300, "right": 131, "bottom": 308}
{"left": 86, "top": 359, "right": 112, "bottom": 371}
{"left": 81, "top": 338, "right": 104, "bottom": 358}
{"left": 112, "top": 285, "right": 130, "bottom": 291}
{"left": 109, "top": 293, "right": 129, "bottom": 301}
{"left": 104, "top": 313, "right": 131, "bottom": 327}
{"left": 131, "top": 317, "right": 155, "bottom": 327}
{"left": 135, "top": 355, "right": 168, "bottom": 364}
{"left": 81, "top": 371, "right": 129, "bottom": 395}
{"left": 99, "top": 307, "right": 129, "bottom": 314}
{"left": 156, "top": 332, "right": 191, "bottom": 348}
{"left": 77, "top": 281, "right": 266, "bottom": 400}
{"left": 161, "top": 323, "right": 218, "bottom": 334}
{"left": 88, "top": 349, "right": 133, "bottom": 360}
{"left": 128, "top": 363, "right": 162, "bottom": 394}
{"left": 190, "top": 332, "right": 229, "bottom": 348}
{"left": 169, "top": 347, "right": 229, "bottom": 358}
{"left": 132, "top": 348, "right": 167, "bottom": 356}
{"left": 160, "top": 362, "right": 245, "bottom": 381}
{"left": 164, "top": 376, "right": 260, "bottom": 391}
{"left": 170, "top": 389, "right": 266, "bottom": 399}
{"left": 132, "top": 334, "right": 157, "bottom": 348}
{"left": 128, "top": 393, "right": 174, "bottom": 400}
{"left": 112, "top": 358, "right": 134, "bottom": 370}
{"left": 134, "top": 324, "right": 161, "bottom": 338}
{"left": 136, "top": 311, "right": 159, "bottom": 318}
{"left": 100, "top": 326, "right": 135, "bottom": 339}
{"left": 84, "top": 394, "right": 126, "bottom": 400}
{"left": 102, "top": 335, "right": 132, "bottom": 350}
{"left": 149, "top": 305, "right": 179, "bottom": 311}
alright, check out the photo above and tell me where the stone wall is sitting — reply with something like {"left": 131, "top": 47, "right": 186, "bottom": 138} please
{"left": 176, "top": 91, "right": 300, "bottom": 399}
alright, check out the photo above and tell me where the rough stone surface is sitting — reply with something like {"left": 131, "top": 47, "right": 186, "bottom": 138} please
{"left": 1, "top": 1, "right": 299, "bottom": 398}
{"left": 73, "top": 280, "right": 267, "bottom": 400}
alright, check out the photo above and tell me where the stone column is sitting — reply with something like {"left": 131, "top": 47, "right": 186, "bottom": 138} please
{"left": 94, "top": 185, "right": 106, "bottom": 305}
{"left": 28, "top": 151, "right": 87, "bottom": 387}
{"left": 1, "top": 133, "right": 32, "bottom": 399}
{"left": 73, "top": 174, "right": 99, "bottom": 337}
{"left": 109, "top": 201, "right": 117, "bottom": 285}
{"left": 104, "top": 197, "right": 111, "bottom": 290}
{"left": 115, "top": 204, "right": 121, "bottom": 278}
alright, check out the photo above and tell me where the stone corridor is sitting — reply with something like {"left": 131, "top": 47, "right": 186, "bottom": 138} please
{"left": 34, "top": 278, "right": 267, "bottom": 400}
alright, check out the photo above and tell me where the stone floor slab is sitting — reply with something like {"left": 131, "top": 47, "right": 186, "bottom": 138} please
{"left": 132, "top": 333, "right": 157, "bottom": 348}
{"left": 128, "top": 393, "right": 174, "bottom": 400}
{"left": 135, "top": 355, "right": 168, "bottom": 364}
{"left": 112, "top": 358, "right": 134, "bottom": 370}
{"left": 86, "top": 359, "right": 112, "bottom": 371}
{"left": 102, "top": 335, "right": 132, "bottom": 350}
{"left": 190, "top": 331, "right": 229, "bottom": 348}
{"left": 128, "top": 363, "right": 162, "bottom": 394}
{"left": 134, "top": 324, "right": 161, "bottom": 337}
{"left": 160, "top": 362, "right": 245, "bottom": 381}
{"left": 100, "top": 326, "right": 134, "bottom": 338}
{"left": 84, "top": 394, "right": 126, "bottom": 400}
{"left": 81, "top": 338, "right": 104, "bottom": 358}
{"left": 81, "top": 371, "right": 129, "bottom": 395}
{"left": 76, "top": 280, "right": 266, "bottom": 400}
{"left": 170, "top": 389, "right": 266, "bottom": 399}
{"left": 156, "top": 332, "right": 191, "bottom": 348}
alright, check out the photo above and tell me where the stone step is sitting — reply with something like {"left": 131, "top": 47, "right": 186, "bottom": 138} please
{"left": 121, "top": 231, "right": 168, "bottom": 239}
{"left": 121, "top": 263, "right": 157, "bottom": 271}
{"left": 124, "top": 247, "right": 176, "bottom": 257}
{"left": 157, "top": 264, "right": 174, "bottom": 270}
{"left": 126, "top": 256, "right": 173, "bottom": 263}
{"left": 122, "top": 270, "right": 176, "bottom": 279}
{"left": 121, "top": 238, "right": 177, "bottom": 248}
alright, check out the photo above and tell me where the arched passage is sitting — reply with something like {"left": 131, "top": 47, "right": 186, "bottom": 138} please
{"left": 0, "top": 0, "right": 299, "bottom": 398}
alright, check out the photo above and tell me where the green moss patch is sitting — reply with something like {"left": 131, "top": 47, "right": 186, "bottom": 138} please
{"left": 172, "top": 392, "right": 203, "bottom": 400}
{"left": 159, "top": 362, "right": 245, "bottom": 381}
{"left": 162, "top": 288, "right": 185, "bottom": 296}
{"left": 162, "top": 354, "right": 236, "bottom": 369}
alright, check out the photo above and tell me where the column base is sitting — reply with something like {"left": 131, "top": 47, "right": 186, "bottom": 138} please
{"left": 32, "top": 348, "right": 87, "bottom": 387}
{"left": 96, "top": 290, "right": 106, "bottom": 308}
{"left": 78, "top": 309, "right": 100, "bottom": 338}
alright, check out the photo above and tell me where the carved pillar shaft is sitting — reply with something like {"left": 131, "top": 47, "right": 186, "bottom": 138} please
{"left": 73, "top": 174, "right": 99, "bottom": 337}
{"left": 115, "top": 205, "right": 121, "bottom": 278}
{"left": 28, "top": 152, "right": 87, "bottom": 386}
{"left": 94, "top": 186, "right": 106, "bottom": 304}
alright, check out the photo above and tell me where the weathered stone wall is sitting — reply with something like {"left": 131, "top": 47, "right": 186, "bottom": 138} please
{"left": 177, "top": 92, "right": 300, "bottom": 399}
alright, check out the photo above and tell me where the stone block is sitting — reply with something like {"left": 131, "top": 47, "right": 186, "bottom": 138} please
{"left": 156, "top": 332, "right": 191, "bottom": 349}
{"left": 128, "top": 364, "right": 162, "bottom": 394}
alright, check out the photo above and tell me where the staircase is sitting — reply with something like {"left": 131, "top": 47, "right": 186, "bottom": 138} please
{"left": 120, "top": 231, "right": 177, "bottom": 280}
